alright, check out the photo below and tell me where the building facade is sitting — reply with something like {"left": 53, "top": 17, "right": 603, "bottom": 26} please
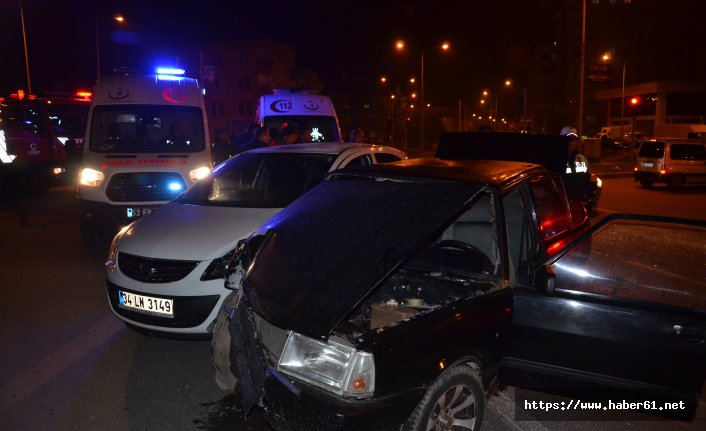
{"left": 549, "top": 0, "right": 706, "bottom": 136}
{"left": 175, "top": 39, "right": 323, "bottom": 140}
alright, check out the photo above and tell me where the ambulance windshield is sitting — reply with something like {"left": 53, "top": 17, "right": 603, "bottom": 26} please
{"left": 264, "top": 115, "right": 340, "bottom": 143}
{"left": 89, "top": 105, "right": 205, "bottom": 153}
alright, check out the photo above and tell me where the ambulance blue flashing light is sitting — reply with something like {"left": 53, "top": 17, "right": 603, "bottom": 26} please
{"left": 155, "top": 67, "right": 186, "bottom": 76}
{"left": 155, "top": 66, "right": 187, "bottom": 82}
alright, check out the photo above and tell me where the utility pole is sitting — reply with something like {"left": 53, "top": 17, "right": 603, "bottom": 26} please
{"left": 578, "top": 0, "right": 586, "bottom": 135}
{"left": 20, "top": 0, "right": 32, "bottom": 93}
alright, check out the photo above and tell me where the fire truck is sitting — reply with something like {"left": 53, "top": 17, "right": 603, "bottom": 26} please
{"left": 0, "top": 89, "right": 91, "bottom": 193}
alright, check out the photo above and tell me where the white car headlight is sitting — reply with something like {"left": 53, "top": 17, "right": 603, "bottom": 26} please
{"left": 105, "top": 225, "right": 132, "bottom": 272}
{"left": 278, "top": 332, "right": 374, "bottom": 398}
{"left": 189, "top": 166, "right": 211, "bottom": 183}
{"left": 80, "top": 168, "right": 105, "bottom": 186}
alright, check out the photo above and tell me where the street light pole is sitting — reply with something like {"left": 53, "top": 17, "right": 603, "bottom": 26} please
{"left": 95, "top": 18, "right": 101, "bottom": 81}
{"left": 96, "top": 15, "right": 124, "bottom": 81}
{"left": 396, "top": 40, "right": 448, "bottom": 151}
{"left": 620, "top": 62, "right": 626, "bottom": 139}
{"left": 19, "top": 0, "right": 31, "bottom": 93}
{"left": 420, "top": 49, "right": 425, "bottom": 150}
{"left": 578, "top": 0, "right": 587, "bottom": 135}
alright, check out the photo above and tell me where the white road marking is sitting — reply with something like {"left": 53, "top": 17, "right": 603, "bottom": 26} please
{"left": 488, "top": 388, "right": 551, "bottom": 431}
{"left": 0, "top": 315, "right": 125, "bottom": 412}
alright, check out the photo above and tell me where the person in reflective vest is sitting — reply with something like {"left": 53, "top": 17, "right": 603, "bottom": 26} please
{"left": 560, "top": 126, "right": 589, "bottom": 173}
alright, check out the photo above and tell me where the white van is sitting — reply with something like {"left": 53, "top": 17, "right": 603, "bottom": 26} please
{"left": 633, "top": 138, "right": 706, "bottom": 189}
{"left": 77, "top": 69, "right": 212, "bottom": 241}
{"left": 256, "top": 89, "right": 343, "bottom": 143}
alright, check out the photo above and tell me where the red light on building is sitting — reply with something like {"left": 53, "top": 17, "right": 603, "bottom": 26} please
{"left": 629, "top": 97, "right": 640, "bottom": 105}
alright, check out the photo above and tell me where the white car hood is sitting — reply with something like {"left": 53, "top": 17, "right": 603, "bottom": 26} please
{"left": 118, "top": 202, "right": 282, "bottom": 260}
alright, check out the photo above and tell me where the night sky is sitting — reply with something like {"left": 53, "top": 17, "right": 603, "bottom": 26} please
{"left": 1, "top": 0, "right": 560, "bottom": 104}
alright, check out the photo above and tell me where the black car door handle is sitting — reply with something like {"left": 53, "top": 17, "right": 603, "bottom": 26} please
{"left": 672, "top": 325, "right": 706, "bottom": 344}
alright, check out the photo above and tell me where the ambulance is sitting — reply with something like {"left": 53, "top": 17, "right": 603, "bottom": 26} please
{"left": 77, "top": 68, "right": 212, "bottom": 241}
{"left": 256, "top": 89, "right": 343, "bottom": 143}
{"left": 0, "top": 90, "right": 90, "bottom": 193}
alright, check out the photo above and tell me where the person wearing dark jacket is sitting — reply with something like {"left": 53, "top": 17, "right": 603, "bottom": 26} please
{"left": 236, "top": 126, "right": 270, "bottom": 154}
{"left": 212, "top": 129, "right": 233, "bottom": 164}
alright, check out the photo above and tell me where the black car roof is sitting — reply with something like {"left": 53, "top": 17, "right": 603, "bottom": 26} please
{"left": 331, "top": 157, "right": 550, "bottom": 192}
{"left": 435, "top": 132, "right": 570, "bottom": 174}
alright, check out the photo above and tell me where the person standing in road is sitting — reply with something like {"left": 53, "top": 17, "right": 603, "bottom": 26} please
{"left": 231, "top": 123, "right": 257, "bottom": 153}
{"left": 212, "top": 129, "right": 232, "bottom": 164}
{"left": 235, "top": 126, "right": 270, "bottom": 154}
{"left": 349, "top": 128, "right": 367, "bottom": 143}
{"left": 561, "top": 126, "right": 589, "bottom": 173}
{"left": 278, "top": 125, "right": 300, "bottom": 146}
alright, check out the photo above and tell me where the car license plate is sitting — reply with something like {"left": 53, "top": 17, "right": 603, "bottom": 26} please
{"left": 118, "top": 290, "right": 173, "bottom": 317}
{"left": 641, "top": 162, "right": 654, "bottom": 168}
{"left": 126, "top": 207, "right": 155, "bottom": 219}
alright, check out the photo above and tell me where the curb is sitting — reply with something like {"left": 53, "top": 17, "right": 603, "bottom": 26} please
{"left": 595, "top": 172, "right": 633, "bottom": 179}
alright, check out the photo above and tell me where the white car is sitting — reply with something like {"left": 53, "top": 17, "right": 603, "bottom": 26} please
{"left": 104, "top": 142, "right": 406, "bottom": 336}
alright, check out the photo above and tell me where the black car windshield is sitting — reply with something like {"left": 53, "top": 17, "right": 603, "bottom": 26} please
{"left": 177, "top": 152, "right": 336, "bottom": 208}
{"left": 89, "top": 104, "right": 205, "bottom": 153}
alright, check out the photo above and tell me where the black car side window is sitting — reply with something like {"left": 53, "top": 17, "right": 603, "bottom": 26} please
{"left": 529, "top": 177, "right": 572, "bottom": 240}
{"left": 552, "top": 219, "right": 706, "bottom": 310}
{"left": 502, "top": 189, "right": 530, "bottom": 274}
{"left": 344, "top": 154, "right": 372, "bottom": 167}
{"left": 429, "top": 193, "right": 499, "bottom": 276}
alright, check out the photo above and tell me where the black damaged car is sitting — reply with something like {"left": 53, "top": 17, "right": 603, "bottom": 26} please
{"left": 211, "top": 158, "right": 706, "bottom": 430}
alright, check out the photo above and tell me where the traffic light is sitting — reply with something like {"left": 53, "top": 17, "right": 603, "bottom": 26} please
{"left": 629, "top": 96, "right": 640, "bottom": 106}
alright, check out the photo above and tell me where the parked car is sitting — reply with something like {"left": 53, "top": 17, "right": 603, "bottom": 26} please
{"left": 212, "top": 158, "right": 706, "bottom": 430}
{"left": 633, "top": 138, "right": 706, "bottom": 189}
{"left": 212, "top": 158, "right": 588, "bottom": 430}
{"left": 104, "top": 142, "right": 406, "bottom": 337}
{"left": 435, "top": 132, "right": 602, "bottom": 214}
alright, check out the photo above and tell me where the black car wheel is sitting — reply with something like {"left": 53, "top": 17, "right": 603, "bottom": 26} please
{"left": 668, "top": 175, "right": 685, "bottom": 190}
{"left": 404, "top": 363, "right": 484, "bottom": 431}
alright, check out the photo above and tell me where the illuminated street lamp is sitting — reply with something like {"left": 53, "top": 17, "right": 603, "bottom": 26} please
{"left": 96, "top": 14, "right": 125, "bottom": 80}
{"left": 481, "top": 79, "right": 512, "bottom": 128}
{"left": 395, "top": 39, "right": 450, "bottom": 150}
{"left": 602, "top": 51, "right": 627, "bottom": 138}
{"left": 379, "top": 74, "right": 416, "bottom": 148}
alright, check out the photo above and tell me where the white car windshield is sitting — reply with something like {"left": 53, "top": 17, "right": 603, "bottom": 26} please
{"left": 177, "top": 152, "right": 336, "bottom": 208}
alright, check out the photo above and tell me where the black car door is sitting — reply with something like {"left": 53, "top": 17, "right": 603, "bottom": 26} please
{"left": 504, "top": 213, "right": 706, "bottom": 411}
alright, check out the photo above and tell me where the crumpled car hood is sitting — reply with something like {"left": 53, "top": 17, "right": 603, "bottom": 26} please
{"left": 240, "top": 169, "right": 486, "bottom": 339}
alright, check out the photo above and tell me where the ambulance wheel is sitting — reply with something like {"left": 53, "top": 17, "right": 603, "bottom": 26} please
{"left": 17, "top": 171, "right": 48, "bottom": 195}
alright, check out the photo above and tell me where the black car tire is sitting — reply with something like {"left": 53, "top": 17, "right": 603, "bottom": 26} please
{"left": 668, "top": 175, "right": 685, "bottom": 191}
{"left": 404, "top": 363, "right": 484, "bottom": 431}
{"left": 639, "top": 180, "right": 654, "bottom": 188}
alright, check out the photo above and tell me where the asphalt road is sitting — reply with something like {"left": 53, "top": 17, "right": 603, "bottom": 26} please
{"left": 1, "top": 179, "right": 705, "bottom": 431}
